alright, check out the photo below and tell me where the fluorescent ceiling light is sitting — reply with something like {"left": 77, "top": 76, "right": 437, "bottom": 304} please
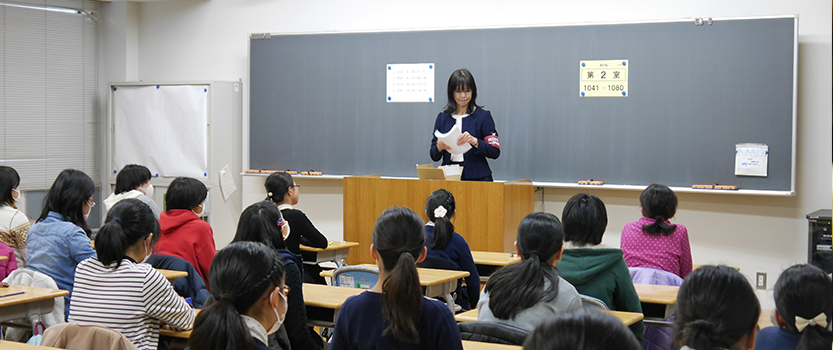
{"left": 0, "top": 2, "right": 97, "bottom": 21}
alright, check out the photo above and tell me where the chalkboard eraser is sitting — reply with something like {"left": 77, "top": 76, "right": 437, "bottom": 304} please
{"left": 244, "top": 169, "right": 261, "bottom": 173}
{"left": 286, "top": 170, "right": 298, "bottom": 175}
{"left": 715, "top": 185, "right": 738, "bottom": 190}
{"left": 692, "top": 184, "right": 715, "bottom": 189}
{"left": 579, "top": 180, "right": 603, "bottom": 185}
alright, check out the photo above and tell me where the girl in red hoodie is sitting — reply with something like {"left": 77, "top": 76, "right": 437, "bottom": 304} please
{"left": 154, "top": 177, "right": 215, "bottom": 288}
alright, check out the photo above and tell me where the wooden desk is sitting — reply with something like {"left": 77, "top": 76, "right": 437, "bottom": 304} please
{"left": 0, "top": 285, "right": 69, "bottom": 331}
{"left": 634, "top": 283, "right": 679, "bottom": 327}
{"left": 303, "top": 283, "right": 364, "bottom": 327}
{"left": 462, "top": 340, "right": 522, "bottom": 350}
{"left": 0, "top": 340, "right": 63, "bottom": 349}
{"left": 320, "top": 264, "right": 469, "bottom": 312}
{"left": 470, "top": 251, "right": 520, "bottom": 283}
{"left": 454, "top": 308, "right": 644, "bottom": 327}
{"left": 0, "top": 256, "right": 7, "bottom": 261}
{"left": 159, "top": 309, "right": 200, "bottom": 339}
{"left": 157, "top": 269, "right": 188, "bottom": 280}
{"left": 300, "top": 241, "right": 360, "bottom": 267}
{"left": 758, "top": 309, "right": 775, "bottom": 329}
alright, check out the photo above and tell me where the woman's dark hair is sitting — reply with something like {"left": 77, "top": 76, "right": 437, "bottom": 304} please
{"left": 672, "top": 265, "right": 760, "bottom": 350}
{"left": 233, "top": 201, "right": 286, "bottom": 250}
{"left": 264, "top": 172, "right": 294, "bottom": 204}
{"left": 425, "top": 189, "right": 456, "bottom": 250}
{"left": 38, "top": 169, "right": 95, "bottom": 236}
{"left": 485, "top": 212, "right": 564, "bottom": 320}
{"left": 773, "top": 264, "right": 833, "bottom": 350}
{"left": 523, "top": 308, "right": 641, "bottom": 350}
{"left": 442, "top": 68, "right": 482, "bottom": 115}
{"left": 190, "top": 241, "right": 285, "bottom": 350}
{"left": 95, "top": 199, "right": 159, "bottom": 268}
{"left": 373, "top": 206, "right": 426, "bottom": 343}
{"left": 114, "top": 164, "right": 152, "bottom": 195}
{"left": 166, "top": 177, "right": 207, "bottom": 211}
{"left": 561, "top": 193, "right": 608, "bottom": 246}
{"left": 0, "top": 166, "right": 21, "bottom": 207}
{"left": 639, "top": 183, "right": 678, "bottom": 236}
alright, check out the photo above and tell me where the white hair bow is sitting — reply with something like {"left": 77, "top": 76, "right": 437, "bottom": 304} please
{"left": 434, "top": 205, "right": 447, "bottom": 218}
{"left": 795, "top": 313, "right": 828, "bottom": 332}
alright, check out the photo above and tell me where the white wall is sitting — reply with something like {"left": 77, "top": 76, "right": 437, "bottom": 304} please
{"left": 101, "top": 0, "right": 833, "bottom": 309}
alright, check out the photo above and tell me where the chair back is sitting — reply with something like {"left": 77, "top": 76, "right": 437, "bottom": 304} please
{"left": 458, "top": 321, "right": 529, "bottom": 345}
{"left": 146, "top": 254, "right": 210, "bottom": 308}
{"left": 41, "top": 322, "right": 139, "bottom": 350}
{"left": 629, "top": 267, "right": 684, "bottom": 287}
{"left": 417, "top": 256, "right": 469, "bottom": 310}
{"left": 332, "top": 266, "right": 379, "bottom": 289}
{"left": 579, "top": 294, "right": 609, "bottom": 310}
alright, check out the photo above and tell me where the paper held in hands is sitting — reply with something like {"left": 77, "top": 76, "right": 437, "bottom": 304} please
{"left": 435, "top": 124, "right": 472, "bottom": 156}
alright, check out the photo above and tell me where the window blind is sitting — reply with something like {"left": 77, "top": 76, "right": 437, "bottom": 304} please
{"left": 0, "top": 0, "right": 99, "bottom": 190}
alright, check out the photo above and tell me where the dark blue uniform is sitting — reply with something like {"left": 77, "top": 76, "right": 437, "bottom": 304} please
{"left": 429, "top": 107, "right": 500, "bottom": 181}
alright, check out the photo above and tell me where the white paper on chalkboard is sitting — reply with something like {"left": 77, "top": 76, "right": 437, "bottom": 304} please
{"left": 113, "top": 85, "right": 208, "bottom": 178}
{"left": 735, "top": 143, "right": 768, "bottom": 177}
{"left": 386, "top": 63, "right": 435, "bottom": 102}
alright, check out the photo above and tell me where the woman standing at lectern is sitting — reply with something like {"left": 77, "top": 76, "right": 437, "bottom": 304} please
{"left": 430, "top": 69, "right": 500, "bottom": 181}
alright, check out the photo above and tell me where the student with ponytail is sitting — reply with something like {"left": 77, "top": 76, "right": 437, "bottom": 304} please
{"left": 264, "top": 172, "right": 328, "bottom": 283}
{"left": 233, "top": 201, "right": 323, "bottom": 350}
{"left": 190, "top": 242, "right": 288, "bottom": 350}
{"left": 423, "top": 189, "right": 479, "bottom": 310}
{"left": 672, "top": 265, "right": 760, "bottom": 350}
{"left": 70, "top": 199, "right": 194, "bottom": 350}
{"left": 755, "top": 264, "right": 832, "bottom": 350}
{"left": 477, "top": 212, "right": 582, "bottom": 332}
{"left": 620, "top": 183, "right": 692, "bottom": 278}
{"left": 331, "top": 207, "right": 462, "bottom": 350}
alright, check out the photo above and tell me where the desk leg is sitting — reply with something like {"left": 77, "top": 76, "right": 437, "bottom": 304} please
{"left": 424, "top": 281, "right": 457, "bottom": 313}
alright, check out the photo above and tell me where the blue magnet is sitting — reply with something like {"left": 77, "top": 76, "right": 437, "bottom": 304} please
{"left": 387, "top": 96, "right": 391, "bottom": 101}
{"left": 156, "top": 85, "right": 160, "bottom": 89}
{"left": 155, "top": 173, "right": 159, "bottom": 177}
{"left": 429, "top": 65, "right": 433, "bottom": 69}
{"left": 114, "top": 170, "right": 117, "bottom": 174}
{"left": 428, "top": 97, "right": 433, "bottom": 102}
{"left": 622, "top": 61, "right": 626, "bottom": 66}
{"left": 204, "top": 172, "right": 208, "bottom": 177}
{"left": 581, "top": 62, "right": 585, "bottom": 67}
{"left": 388, "top": 66, "right": 391, "bottom": 70}
{"left": 113, "top": 87, "right": 117, "bottom": 91}
{"left": 204, "top": 88, "right": 207, "bottom": 92}
{"left": 622, "top": 91, "right": 626, "bottom": 96}
{"left": 581, "top": 91, "right": 585, "bottom": 96}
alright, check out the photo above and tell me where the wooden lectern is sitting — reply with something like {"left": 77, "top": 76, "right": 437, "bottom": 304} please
{"left": 343, "top": 176, "right": 535, "bottom": 265}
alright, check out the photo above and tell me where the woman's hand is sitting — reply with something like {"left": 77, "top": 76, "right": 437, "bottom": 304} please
{"left": 458, "top": 132, "right": 479, "bottom": 148}
{"left": 437, "top": 140, "right": 451, "bottom": 151}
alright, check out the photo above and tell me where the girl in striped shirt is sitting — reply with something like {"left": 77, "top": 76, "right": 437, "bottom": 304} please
{"left": 69, "top": 198, "right": 195, "bottom": 350}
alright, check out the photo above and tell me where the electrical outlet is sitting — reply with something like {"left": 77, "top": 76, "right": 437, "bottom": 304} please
{"left": 756, "top": 272, "right": 767, "bottom": 290}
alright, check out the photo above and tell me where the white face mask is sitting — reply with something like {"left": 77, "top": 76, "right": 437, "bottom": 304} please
{"left": 192, "top": 203, "right": 204, "bottom": 216}
{"left": 140, "top": 239, "right": 151, "bottom": 264}
{"left": 283, "top": 221, "right": 291, "bottom": 241}
{"left": 12, "top": 188, "right": 20, "bottom": 203}
{"left": 267, "top": 290, "right": 287, "bottom": 335}
{"left": 83, "top": 208, "right": 91, "bottom": 221}
{"left": 142, "top": 184, "right": 154, "bottom": 198}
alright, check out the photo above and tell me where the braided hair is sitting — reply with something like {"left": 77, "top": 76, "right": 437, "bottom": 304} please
{"left": 425, "top": 189, "right": 456, "bottom": 250}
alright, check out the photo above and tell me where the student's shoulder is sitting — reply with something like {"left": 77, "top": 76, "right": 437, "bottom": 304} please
{"left": 422, "top": 296, "right": 454, "bottom": 318}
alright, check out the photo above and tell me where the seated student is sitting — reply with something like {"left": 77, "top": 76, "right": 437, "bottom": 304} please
{"left": 103, "top": 164, "right": 161, "bottom": 218}
{"left": 422, "top": 189, "right": 479, "bottom": 310}
{"left": 264, "top": 172, "right": 328, "bottom": 283}
{"left": 190, "top": 242, "right": 289, "bottom": 350}
{"left": 70, "top": 199, "right": 194, "bottom": 350}
{"left": 557, "top": 193, "right": 644, "bottom": 343}
{"left": 673, "top": 265, "right": 759, "bottom": 350}
{"left": 523, "top": 308, "right": 641, "bottom": 350}
{"left": 0, "top": 165, "right": 31, "bottom": 267}
{"left": 155, "top": 177, "right": 215, "bottom": 288}
{"left": 233, "top": 201, "right": 322, "bottom": 350}
{"left": 331, "top": 207, "right": 463, "bottom": 350}
{"left": 478, "top": 212, "right": 582, "bottom": 332}
{"left": 620, "top": 183, "right": 692, "bottom": 279}
{"left": 755, "top": 264, "right": 832, "bottom": 350}
{"left": 27, "top": 169, "right": 97, "bottom": 320}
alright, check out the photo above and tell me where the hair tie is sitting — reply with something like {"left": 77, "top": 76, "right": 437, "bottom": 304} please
{"left": 399, "top": 248, "right": 411, "bottom": 255}
{"left": 114, "top": 218, "right": 122, "bottom": 225}
{"left": 434, "top": 205, "right": 447, "bottom": 218}
{"left": 795, "top": 313, "right": 828, "bottom": 332}
{"left": 219, "top": 294, "right": 235, "bottom": 302}
{"left": 267, "top": 192, "right": 273, "bottom": 198}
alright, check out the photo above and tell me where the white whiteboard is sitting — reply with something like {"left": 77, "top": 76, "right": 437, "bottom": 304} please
{"left": 113, "top": 85, "right": 208, "bottom": 178}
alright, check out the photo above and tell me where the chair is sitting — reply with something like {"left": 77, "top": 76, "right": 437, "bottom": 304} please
{"left": 458, "top": 321, "right": 529, "bottom": 345}
{"left": 579, "top": 294, "right": 609, "bottom": 310}
{"left": 629, "top": 267, "right": 682, "bottom": 350}
{"left": 41, "top": 322, "right": 139, "bottom": 350}
{"left": 331, "top": 266, "right": 379, "bottom": 289}
{"left": 1, "top": 268, "right": 65, "bottom": 342}
{"left": 146, "top": 254, "right": 210, "bottom": 308}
